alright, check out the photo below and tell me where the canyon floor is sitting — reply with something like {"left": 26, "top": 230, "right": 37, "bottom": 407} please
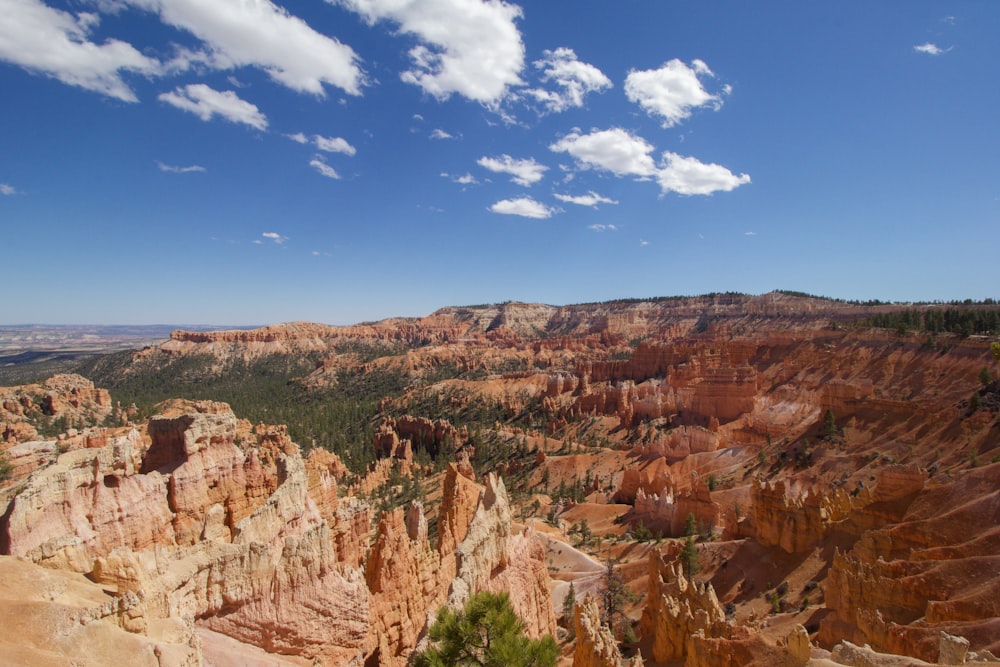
{"left": 1, "top": 293, "right": 999, "bottom": 666}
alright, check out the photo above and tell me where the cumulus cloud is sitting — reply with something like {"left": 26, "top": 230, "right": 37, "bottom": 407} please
{"left": 625, "top": 58, "right": 723, "bottom": 127}
{"left": 656, "top": 151, "right": 750, "bottom": 196}
{"left": 314, "top": 134, "right": 356, "bottom": 155}
{"left": 123, "top": 0, "right": 364, "bottom": 95}
{"left": 285, "top": 132, "right": 309, "bottom": 143}
{"left": 156, "top": 161, "right": 206, "bottom": 173}
{"left": 477, "top": 154, "right": 547, "bottom": 186}
{"left": 337, "top": 0, "right": 525, "bottom": 103}
{"left": 159, "top": 84, "right": 267, "bottom": 129}
{"left": 550, "top": 128, "right": 658, "bottom": 177}
{"left": 551, "top": 127, "right": 749, "bottom": 196}
{"left": 489, "top": 196, "right": 554, "bottom": 219}
{"left": 914, "top": 43, "right": 950, "bottom": 56}
{"left": 554, "top": 191, "right": 618, "bottom": 208}
{"left": 261, "top": 231, "right": 287, "bottom": 243}
{"left": 0, "top": 0, "right": 161, "bottom": 101}
{"left": 430, "top": 128, "right": 453, "bottom": 139}
{"left": 309, "top": 156, "right": 340, "bottom": 179}
{"left": 527, "top": 47, "right": 612, "bottom": 113}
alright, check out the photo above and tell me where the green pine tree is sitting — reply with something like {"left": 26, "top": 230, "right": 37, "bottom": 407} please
{"left": 679, "top": 535, "right": 700, "bottom": 579}
{"left": 413, "top": 592, "right": 558, "bottom": 667}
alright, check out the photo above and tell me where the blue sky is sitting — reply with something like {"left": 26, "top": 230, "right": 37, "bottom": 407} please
{"left": 1, "top": 0, "right": 998, "bottom": 325}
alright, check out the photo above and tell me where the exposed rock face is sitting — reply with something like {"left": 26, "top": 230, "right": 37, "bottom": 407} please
{"left": 820, "top": 463, "right": 1000, "bottom": 662}
{"left": 0, "top": 554, "right": 201, "bottom": 667}
{"left": 2, "top": 405, "right": 371, "bottom": 664}
{"left": 686, "top": 624, "right": 811, "bottom": 667}
{"left": 365, "top": 503, "right": 440, "bottom": 666}
{"left": 639, "top": 551, "right": 728, "bottom": 663}
{"left": 572, "top": 596, "right": 642, "bottom": 667}
{"left": 1, "top": 374, "right": 112, "bottom": 444}
{"left": 632, "top": 473, "right": 721, "bottom": 537}
{"left": 751, "top": 477, "right": 855, "bottom": 553}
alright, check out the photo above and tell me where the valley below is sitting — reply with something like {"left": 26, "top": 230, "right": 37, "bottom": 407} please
{"left": 1, "top": 292, "right": 999, "bottom": 666}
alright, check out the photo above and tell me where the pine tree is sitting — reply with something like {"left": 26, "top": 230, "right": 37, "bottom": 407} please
{"left": 562, "top": 582, "right": 576, "bottom": 635}
{"left": 413, "top": 592, "right": 558, "bottom": 667}
{"left": 679, "top": 536, "right": 700, "bottom": 579}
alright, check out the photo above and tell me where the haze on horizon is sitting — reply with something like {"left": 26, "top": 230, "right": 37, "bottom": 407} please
{"left": 1, "top": 1, "right": 998, "bottom": 326}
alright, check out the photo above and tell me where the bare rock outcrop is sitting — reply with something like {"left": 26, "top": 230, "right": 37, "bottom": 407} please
{"left": 687, "top": 624, "right": 811, "bottom": 667}
{"left": 639, "top": 551, "right": 728, "bottom": 662}
{"left": 0, "top": 554, "right": 201, "bottom": 667}
{"left": 1, "top": 374, "right": 112, "bottom": 445}
{"left": 572, "top": 596, "right": 642, "bottom": 667}
{"left": 751, "top": 477, "right": 855, "bottom": 553}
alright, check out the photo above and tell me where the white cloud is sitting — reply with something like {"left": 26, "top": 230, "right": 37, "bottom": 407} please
{"left": 489, "top": 196, "right": 555, "bottom": 219}
{"left": 914, "top": 43, "right": 950, "bottom": 56}
{"left": 309, "top": 156, "right": 340, "bottom": 179}
{"left": 124, "top": 0, "right": 365, "bottom": 95}
{"left": 587, "top": 223, "right": 618, "bottom": 232}
{"left": 551, "top": 128, "right": 749, "bottom": 196}
{"left": 550, "top": 128, "right": 658, "bottom": 177}
{"left": 744, "top": 231, "right": 757, "bottom": 236}
{"left": 261, "top": 231, "right": 287, "bottom": 244}
{"left": 156, "top": 161, "right": 206, "bottom": 173}
{"left": 477, "top": 154, "right": 547, "bottom": 186}
{"left": 314, "top": 134, "right": 356, "bottom": 155}
{"left": 285, "top": 132, "right": 309, "bottom": 144}
{"left": 1, "top": 183, "right": 19, "bottom": 195}
{"left": 656, "top": 151, "right": 750, "bottom": 195}
{"left": 337, "top": 0, "right": 525, "bottom": 103}
{"left": 624, "top": 58, "right": 723, "bottom": 127}
{"left": 430, "top": 128, "right": 453, "bottom": 139}
{"left": 160, "top": 84, "right": 267, "bottom": 129}
{"left": 0, "top": 0, "right": 161, "bottom": 101}
{"left": 554, "top": 191, "right": 618, "bottom": 208}
{"left": 639, "top": 239, "right": 650, "bottom": 246}
{"left": 527, "top": 47, "right": 611, "bottom": 113}
{"left": 452, "top": 172, "right": 478, "bottom": 185}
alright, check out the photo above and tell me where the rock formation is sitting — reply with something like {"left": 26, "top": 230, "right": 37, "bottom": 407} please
{"left": 572, "top": 596, "right": 643, "bottom": 667}
{"left": 639, "top": 551, "right": 728, "bottom": 662}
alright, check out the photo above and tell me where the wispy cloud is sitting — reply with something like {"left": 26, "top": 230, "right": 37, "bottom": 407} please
{"left": 443, "top": 172, "right": 478, "bottom": 185}
{"left": 489, "top": 196, "right": 555, "bottom": 219}
{"left": 261, "top": 231, "right": 288, "bottom": 244}
{"left": 914, "top": 43, "right": 951, "bottom": 56}
{"left": 640, "top": 239, "right": 651, "bottom": 246}
{"left": 744, "top": 231, "right": 757, "bottom": 236}
{"left": 337, "top": 0, "right": 524, "bottom": 103}
{"left": 477, "top": 154, "right": 547, "bottom": 186}
{"left": 587, "top": 224, "right": 618, "bottom": 232}
{"left": 314, "top": 135, "right": 356, "bottom": 155}
{"left": 624, "top": 59, "right": 724, "bottom": 127}
{"left": 285, "top": 132, "right": 309, "bottom": 144}
{"left": 430, "top": 128, "right": 454, "bottom": 140}
{"left": 310, "top": 156, "right": 340, "bottom": 179}
{"left": 159, "top": 84, "right": 267, "bottom": 130}
{"left": 156, "top": 161, "right": 206, "bottom": 173}
{"left": 0, "top": 183, "right": 20, "bottom": 196}
{"left": 555, "top": 191, "right": 618, "bottom": 208}
{"left": 527, "top": 47, "right": 612, "bottom": 113}
{"left": 0, "top": 0, "right": 161, "bottom": 101}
